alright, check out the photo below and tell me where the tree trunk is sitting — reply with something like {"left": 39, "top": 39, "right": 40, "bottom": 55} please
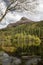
{"left": 0, "top": 10, "right": 8, "bottom": 22}
{"left": 0, "top": 0, "right": 18, "bottom": 22}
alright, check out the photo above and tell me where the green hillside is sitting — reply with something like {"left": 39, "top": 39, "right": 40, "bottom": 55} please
{"left": 0, "top": 19, "right": 43, "bottom": 57}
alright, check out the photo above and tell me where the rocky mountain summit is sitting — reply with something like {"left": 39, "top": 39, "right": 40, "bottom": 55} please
{"left": 8, "top": 17, "right": 33, "bottom": 27}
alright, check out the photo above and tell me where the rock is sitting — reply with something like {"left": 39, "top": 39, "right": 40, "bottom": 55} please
{"left": 10, "top": 57, "right": 21, "bottom": 65}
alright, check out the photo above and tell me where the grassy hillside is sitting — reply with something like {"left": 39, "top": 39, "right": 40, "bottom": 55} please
{"left": 0, "top": 18, "right": 43, "bottom": 56}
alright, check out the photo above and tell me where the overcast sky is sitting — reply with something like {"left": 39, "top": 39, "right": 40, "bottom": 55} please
{"left": 0, "top": 0, "right": 43, "bottom": 29}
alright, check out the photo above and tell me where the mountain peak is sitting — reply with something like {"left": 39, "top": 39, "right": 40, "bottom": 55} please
{"left": 17, "top": 17, "right": 33, "bottom": 23}
{"left": 21, "top": 17, "right": 32, "bottom": 22}
{"left": 8, "top": 17, "right": 33, "bottom": 27}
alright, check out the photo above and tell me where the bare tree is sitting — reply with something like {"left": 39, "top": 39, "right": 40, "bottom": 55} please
{"left": 0, "top": 0, "right": 18, "bottom": 22}
{"left": 0, "top": 0, "right": 27, "bottom": 22}
{"left": 0, "top": 0, "right": 38, "bottom": 22}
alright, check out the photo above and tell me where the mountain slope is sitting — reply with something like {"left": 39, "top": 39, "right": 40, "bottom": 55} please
{"left": 0, "top": 17, "right": 43, "bottom": 39}
{"left": 0, "top": 17, "right": 43, "bottom": 35}
{"left": 0, "top": 17, "right": 43, "bottom": 53}
{"left": 7, "top": 17, "right": 34, "bottom": 27}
